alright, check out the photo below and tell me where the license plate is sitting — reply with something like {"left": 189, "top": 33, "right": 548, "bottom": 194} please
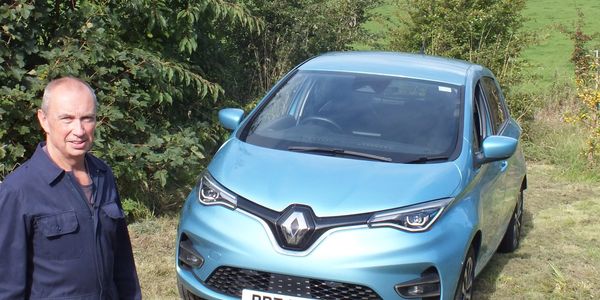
{"left": 241, "top": 289, "right": 314, "bottom": 300}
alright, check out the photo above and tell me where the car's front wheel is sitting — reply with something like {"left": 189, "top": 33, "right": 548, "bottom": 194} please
{"left": 498, "top": 189, "right": 524, "bottom": 253}
{"left": 454, "top": 246, "right": 475, "bottom": 300}
{"left": 178, "top": 278, "right": 207, "bottom": 300}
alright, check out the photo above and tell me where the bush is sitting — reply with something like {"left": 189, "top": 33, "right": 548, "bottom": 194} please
{"left": 561, "top": 12, "right": 600, "bottom": 166}
{"left": 387, "top": 0, "right": 534, "bottom": 127}
{"left": 0, "top": 0, "right": 259, "bottom": 212}
{"left": 1, "top": 0, "right": 379, "bottom": 214}
{"left": 215, "top": 0, "right": 382, "bottom": 101}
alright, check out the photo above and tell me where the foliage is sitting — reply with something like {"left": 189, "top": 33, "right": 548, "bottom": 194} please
{"left": 561, "top": 12, "right": 600, "bottom": 166}
{"left": 519, "top": 0, "right": 600, "bottom": 95}
{"left": 387, "top": 0, "right": 535, "bottom": 125}
{"left": 0, "top": 0, "right": 260, "bottom": 210}
{"left": 121, "top": 197, "right": 154, "bottom": 222}
{"left": 215, "top": 0, "right": 382, "bottom": 101}
{"left": 0, "top": 0, "right": 378, "bottom": 213}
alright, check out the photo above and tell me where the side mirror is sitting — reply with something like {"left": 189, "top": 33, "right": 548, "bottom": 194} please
{"left": 218, "top": 108, "right": 245, "bottom": 130}
{"left": 476, "top": 135, "right": 518, "bottom": 165}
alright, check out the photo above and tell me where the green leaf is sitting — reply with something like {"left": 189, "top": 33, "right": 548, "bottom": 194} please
{"left": 153, "top": 169, "right": 168, "bottom": 187}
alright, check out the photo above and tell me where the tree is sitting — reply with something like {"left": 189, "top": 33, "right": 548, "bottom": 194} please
{"left": 215, "top": 0, "right": 382, "bottom": 101}
{"left": 1, "top": 0, "right": 380, "bottom": 216}
{"left": 389, "top": 0, "right": 527, "bottom": 82}
{"left": 0, "top": 0, "right": 260, "bottom": 214}
{"left": 562, "top": 12, "right": 600, "bottom": 166}
{"left": 387, "top": 0, "right": 533, "bottom": 125}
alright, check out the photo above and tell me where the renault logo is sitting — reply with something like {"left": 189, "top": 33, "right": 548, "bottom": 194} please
{"left": 280, "top": 211, "right": 310, "bottom": 246}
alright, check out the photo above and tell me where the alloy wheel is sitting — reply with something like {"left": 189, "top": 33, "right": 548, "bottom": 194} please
{"left": 512, "top": 191, "right": 524, "bottom": 248}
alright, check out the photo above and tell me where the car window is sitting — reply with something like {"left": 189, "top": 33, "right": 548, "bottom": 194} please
{"left": 241, "top": 70, "right": 463, "bottom": 163}
{"left": 480, "top": 77, "right": 506, "bottom": 134}
{"left": 472, "top": 87, "right": 486, "bottom": 153}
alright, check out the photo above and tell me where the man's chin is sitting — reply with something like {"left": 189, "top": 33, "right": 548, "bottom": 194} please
{"left": 68, "top": 145, "right": 91, "bottom": 155}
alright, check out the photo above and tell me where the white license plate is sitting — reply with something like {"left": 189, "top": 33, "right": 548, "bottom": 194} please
{"left": 241, "top": 289, "right": 314, "bottom": 300}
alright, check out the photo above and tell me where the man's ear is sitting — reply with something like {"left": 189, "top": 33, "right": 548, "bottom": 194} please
{"left": 37, "top": 109, "right": 49, "bottom": 134}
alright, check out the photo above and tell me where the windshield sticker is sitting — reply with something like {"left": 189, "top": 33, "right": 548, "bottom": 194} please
{"left": 438, "top": 86, "right": 452, "bottom": 93}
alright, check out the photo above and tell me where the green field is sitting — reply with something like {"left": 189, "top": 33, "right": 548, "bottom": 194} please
{"left": 521, "top": 0, "right": 600, "bottom": 92}
{"left": 360, "top": 0, "right": 600, "bottom": 93}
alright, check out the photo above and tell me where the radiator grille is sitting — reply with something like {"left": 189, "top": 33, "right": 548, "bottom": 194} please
{"left": 205, "top": 266, "right": 382, "bottom": 300}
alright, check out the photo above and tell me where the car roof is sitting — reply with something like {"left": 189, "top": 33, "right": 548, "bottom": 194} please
{"left": 298, "top": 52, "right": 479, "bottom": 86}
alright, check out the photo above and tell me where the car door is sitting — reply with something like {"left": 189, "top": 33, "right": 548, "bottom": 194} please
{"left": 472, "top": 78, "right": 510, "bottom": 265}
{"left": 480, "top": 77, "right": 518, "bottom": 223}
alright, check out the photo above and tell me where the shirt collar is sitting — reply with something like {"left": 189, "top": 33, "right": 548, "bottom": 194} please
{"left": 32, "top": 142, "right": 107, "bottom": 185}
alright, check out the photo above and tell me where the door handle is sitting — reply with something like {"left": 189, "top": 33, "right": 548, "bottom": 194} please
{"left": 500, "top": 161, "right": 508, "bottom": 172}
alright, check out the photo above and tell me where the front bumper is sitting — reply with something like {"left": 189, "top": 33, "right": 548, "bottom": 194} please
{"left": 176, "top": 188, "right": 475, "bottom": 299}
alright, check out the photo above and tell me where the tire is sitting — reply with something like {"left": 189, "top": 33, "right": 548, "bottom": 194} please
{"left": 498, "top": 189, "right": 524, "bottom": 253}
{"left": 178, "top": 278, "right": 207, "bottom": 300}
{"left": 454, "top": 246, "right": 476, "bottom": 300}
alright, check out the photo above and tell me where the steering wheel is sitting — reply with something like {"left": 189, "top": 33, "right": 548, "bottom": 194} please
{"left": 300, "top": 116, "right": 343, "bottom": 132}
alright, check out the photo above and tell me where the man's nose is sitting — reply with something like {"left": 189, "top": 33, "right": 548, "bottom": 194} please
{"left": 72, "top": 120, "right": 86, "bottom": 135}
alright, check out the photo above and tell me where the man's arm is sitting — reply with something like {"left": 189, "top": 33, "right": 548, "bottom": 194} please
{"left": 113, "top": 221, "right": 141, "bottom": 300}
{"left": 0, "top": 185, "right": 29, "bottom": 299}
{"left": 111, "top": 186, "right": 141, "bottom": 300}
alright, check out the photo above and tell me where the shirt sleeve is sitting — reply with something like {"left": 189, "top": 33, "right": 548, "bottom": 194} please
{"left": 0, "top": 185, "right": 29, "bottom": 299}
{"left": 111, "top": 187, "right": 142, "bottom": 300}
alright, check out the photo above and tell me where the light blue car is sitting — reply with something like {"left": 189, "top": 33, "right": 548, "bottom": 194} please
{"left": 176, "top": 52, "right": 527, "bottom": 300}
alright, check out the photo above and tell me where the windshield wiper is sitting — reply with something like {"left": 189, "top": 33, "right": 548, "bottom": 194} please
{"left": 288, "top": 146, "right": 392, "bottom": 162}
{"left": 404, "top": 156, "right": 449, "bottom": 164}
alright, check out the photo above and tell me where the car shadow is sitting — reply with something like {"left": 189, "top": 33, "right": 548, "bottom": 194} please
{"left": 472, "top": 208, "right": 534, "bottom": 298}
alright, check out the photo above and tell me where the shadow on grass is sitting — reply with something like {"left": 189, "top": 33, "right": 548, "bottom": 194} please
{"left": 472, "top": 208, "right": 534, "bottom": 299}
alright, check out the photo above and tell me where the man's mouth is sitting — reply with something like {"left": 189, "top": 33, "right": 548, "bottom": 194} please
{"left": 69, "top": 140, "right": 88, "bottom": 148}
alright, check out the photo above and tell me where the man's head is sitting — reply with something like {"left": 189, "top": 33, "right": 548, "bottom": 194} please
{"left": 37, "top": 77, "right": 97, "bottom": 170}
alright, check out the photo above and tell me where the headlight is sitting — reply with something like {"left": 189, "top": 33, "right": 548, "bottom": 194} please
{"left": 197, "top": 172, "right": 237, "bottom": 209}
{"left": 368, "top": 198, "right": 453, "bottom": 232}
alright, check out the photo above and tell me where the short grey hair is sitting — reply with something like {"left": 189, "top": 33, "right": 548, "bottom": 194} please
{"left": 41, "top": 77, "right": 98, "bottom": 112}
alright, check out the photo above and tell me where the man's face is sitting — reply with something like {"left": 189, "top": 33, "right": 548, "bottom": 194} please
{"left": 38, "top": 82, "right": 96, "bottom": 165}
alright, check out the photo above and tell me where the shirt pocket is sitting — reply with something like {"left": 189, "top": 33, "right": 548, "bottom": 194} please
{"left": 34, "top": 210, "right": 83, "bottom": 260}
{"left": 101, "top": 202, "right": 125, "bottom": 220}
{"left": 100, "top": 202, "right": 125, "bottom": 238}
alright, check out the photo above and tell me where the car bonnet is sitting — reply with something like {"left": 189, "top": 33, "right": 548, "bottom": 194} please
{"left": 208, "top": 139, "right": 462, "bottom": 217}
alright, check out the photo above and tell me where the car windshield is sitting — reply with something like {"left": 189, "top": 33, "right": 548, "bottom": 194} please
{"left": 240, "top": 70, "right": 463, "bottom": 163}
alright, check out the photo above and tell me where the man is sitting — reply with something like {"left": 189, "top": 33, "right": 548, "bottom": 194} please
{"left": 0, "top": 77, "right": 141, "bottom": 299}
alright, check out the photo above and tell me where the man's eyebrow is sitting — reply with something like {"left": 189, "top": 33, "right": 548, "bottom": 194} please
{"left": 56, "top": 113, "right": 96, "bottom": 119}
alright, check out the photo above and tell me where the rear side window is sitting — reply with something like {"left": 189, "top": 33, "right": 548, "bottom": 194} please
{"left": 472, "top": 86, "right": 487, "bottom": 153}
{"left": 480, "top": 77, "right": 506, "bottom": 133}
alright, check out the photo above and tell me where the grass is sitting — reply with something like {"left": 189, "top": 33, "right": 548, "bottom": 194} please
{"left": 351, "top": 1, "right": 398, "bottom": 50}
{"left": 130, "top": 163, "right": 600, "bottom": 299}
{"left": 473, "top": 163, "right": 600, "bottom": 299}
{"left": 129, "top": 217, "right": 179, "bottom": 299}
{"left": 522, "top": 82, "right": 600, "bottom": 181}
{"left": 520, "top": 0, "right": 600, "bottom": 94}
{"left": 525, "top": 116, "right": 600, "bottom": 181}
{"left": 358, "top": 0, "right": 600, "bottom": 96}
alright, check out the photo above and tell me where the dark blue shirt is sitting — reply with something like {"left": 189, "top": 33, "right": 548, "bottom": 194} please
{"left": 0, "top": 143, "right": 141, "bottom": 299}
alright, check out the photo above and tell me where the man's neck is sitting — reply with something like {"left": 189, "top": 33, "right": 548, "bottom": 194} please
{"left": 44, "top": 144, "right": 86, "bottom": 172}
{"left": 43, "top": 145, "right": 92, "bottom": 186}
